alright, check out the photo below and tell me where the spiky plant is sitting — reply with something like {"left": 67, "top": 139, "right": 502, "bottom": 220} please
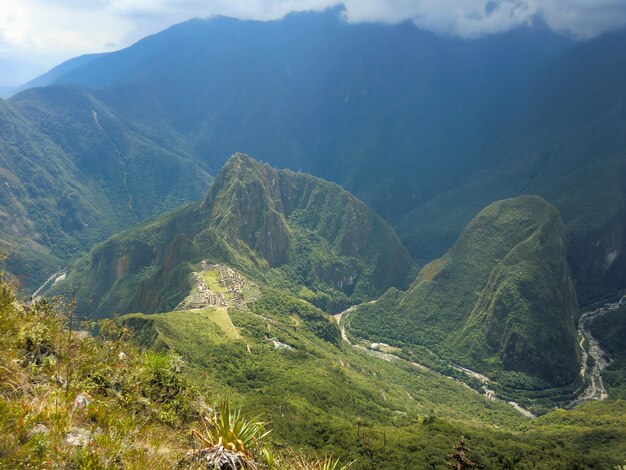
{"left": 179, "top": 401, "right": 270, "bottom": 469}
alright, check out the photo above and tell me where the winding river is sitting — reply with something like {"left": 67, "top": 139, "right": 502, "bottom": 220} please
{"left": 567, "top": 295, "right": 625, "bottom": 406}
{"left": 337, "top": 295, "right": 625, "bottom": 418}
{"left": 334, "top": 308, "right": 537, "bottom": 417}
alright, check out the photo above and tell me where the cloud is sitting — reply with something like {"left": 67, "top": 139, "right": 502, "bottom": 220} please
{"left": 0, "top": 0, "right": 625, "bottom": 78}
{"left": 338, "top": 0, "right": 538, "bottom": 37}
{"left": 337, "top": 0, "right": 626, "bottom": 38}
{"left": 540, "top": 0, "right": 626, "bottom": 38}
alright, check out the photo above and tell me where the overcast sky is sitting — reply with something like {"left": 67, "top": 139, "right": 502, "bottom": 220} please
{"left": 2, "top": 0, "right": 626, "bottom": 85}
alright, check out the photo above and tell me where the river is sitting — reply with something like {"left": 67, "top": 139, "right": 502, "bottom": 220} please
{"left": 567, "top": 295, "right": 625, "bottom": 407}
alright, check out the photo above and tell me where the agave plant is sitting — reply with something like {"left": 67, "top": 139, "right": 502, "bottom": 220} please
{"left": 179, "top": 401, "right": 270, "bottom": 469}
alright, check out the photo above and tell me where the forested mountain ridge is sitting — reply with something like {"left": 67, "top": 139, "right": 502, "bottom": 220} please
{"left": 397, "top": 28, "right": 626, "bottom": 304}
{"left": 5, "top": 12, "right": 626, "bottom": 306}
{"left": 21, "top": 10, "right": 572, "bottom": 216}
{"left": 49, "top": 154, "right": 413, "bottom": 316}
{"left": 350, "top": 196, "right": 580, "bottom": 389}
{"left": 0, "top": 86, "right": 211, "bottom": 290}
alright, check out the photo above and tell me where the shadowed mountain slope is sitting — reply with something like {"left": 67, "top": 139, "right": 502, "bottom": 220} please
{"left": 29, "top": 11, "right": 572, "bottom": 218}
{"left": 398, "top": 29, "right": 626, "bottom": 304}
{"left": 0, "top": 88, "right": 211, "bottom": 290}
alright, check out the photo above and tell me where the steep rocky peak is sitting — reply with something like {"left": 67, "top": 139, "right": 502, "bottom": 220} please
{"left": 204, "top": 153, "right": 270, "bottom": 206}
{"left": 203, "top": 153, "right": 290, "bottom": 266}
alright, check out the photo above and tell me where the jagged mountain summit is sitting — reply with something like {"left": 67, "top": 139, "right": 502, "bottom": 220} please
{"left": 49, "top": 153, "right": 413, "bottom": 316}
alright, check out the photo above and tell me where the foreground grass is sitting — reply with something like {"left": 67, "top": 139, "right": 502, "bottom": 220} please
{"left": 0, "top": 280, "right": 356, "bottom": 469}
{"left": 2, "top": 275, "right": 625, "bottom": 468}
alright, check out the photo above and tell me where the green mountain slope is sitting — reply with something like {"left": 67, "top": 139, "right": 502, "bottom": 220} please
{"left": 398, "top": 30, "right": 626, "bottom": 305}
{"left": 350, "top": 196, "right": 580, "bottom": 389}
{"left": 117, "top": 268, "right": 625, "bottom": 468}
{"left": 50, "top": 154, "right": 413, "bottom": 316}
{"left": 0, "top": 88, "right": 211, "bottom": 290}
{"left": 4, "top": 271, "right": 626, "bottom": 469}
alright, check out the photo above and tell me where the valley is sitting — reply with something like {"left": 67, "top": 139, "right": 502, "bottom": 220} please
{"left": 337, "top": 305, "right": 537, "bottom": 419}
{"left": 2, "top": 8, "right": 626, "bottom": 468}
{"left": 340, "top": 291, "right": 625, "bottom": 419}
{"left": 17, "top": 153, "right": 626, "bottom": 466}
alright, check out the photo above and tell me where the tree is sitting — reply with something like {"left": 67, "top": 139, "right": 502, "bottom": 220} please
{"left": 446, "top": 436, "right": 476, "bottom": 469}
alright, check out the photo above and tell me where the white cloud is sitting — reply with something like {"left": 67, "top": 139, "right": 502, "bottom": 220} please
{"left": 338, "top": 0, "right": 538, "bottom": 37}
{"left": 540, "top": 0, "right": 626, "bottom": 38}
{"left": 337, "top": 0, "right": 626, "bottom": 38}
{"left": 0, "top": 0, "right": 625, "bottom": 83}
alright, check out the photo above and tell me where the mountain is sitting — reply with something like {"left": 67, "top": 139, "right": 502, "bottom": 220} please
{"left": 25, "top": 10, "right": 572, "bottom": 217}
{"left": 5, "top": 12, "right": 626, "bottom": 305}
{"left": 397, "top": 29, "right": 626, "bottom": 305}
{"left": 349, "top": 196, "right": 580, "bottom": 389}
{"left": 49, "top": 154, "right": 413, "bottom": 316}
{"left": 3, "top": 10, "right": 626, "bottom": 469}
{"left": 0, "top": 57, "right": 46, "bottom": 91}
{"left": 0, "top": 87, "right": 211, "bottom": 290}
{"left": 17, "top": 54, "right": 101, "bottom": 91}
{"left": 0, "top": 87, "right": 17, "bottom": 99}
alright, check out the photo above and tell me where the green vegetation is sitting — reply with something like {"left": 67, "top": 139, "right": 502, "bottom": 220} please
{"left": 48, "top": 154, "right": 413, "bottom": 317}
{"left": 116, "top": 284, "right": 626, "bottom": 468}
{"left": 0, "top": 277, "right": 369, "bottom": 469}
{"left": 2, "top": 14, "right": 626, "bottom": 468}
{"left": 350, "top": 196, "right": 580, "bottom": 391}
{"left": 180, "top": 401, "right": 271, "bottom": 468}
{"left": 0, "top": 278, "right": 203, "bottom": 468}
{"left": 0, "top": 88, "right": 211, "bottom": 292}
{"left": 2, "top": 268, "right": 626, "bottom": 468}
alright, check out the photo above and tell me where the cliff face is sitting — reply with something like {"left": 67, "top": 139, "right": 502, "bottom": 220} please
{"left": 350, "top": 196, "right": 580, "bottom": 387}
{"left": 203, "top": 153, "right": 396, "bottom": 268}
{"left": 51, "top": 153, "right": 414, "bottom": 316}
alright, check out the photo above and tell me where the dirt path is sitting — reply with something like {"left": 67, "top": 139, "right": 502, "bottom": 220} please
{"left": 335, "top": 304, "right": 535, "bottom": 418}
{"left": 32, "top": 270, "right": 66, "bottom": 299}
